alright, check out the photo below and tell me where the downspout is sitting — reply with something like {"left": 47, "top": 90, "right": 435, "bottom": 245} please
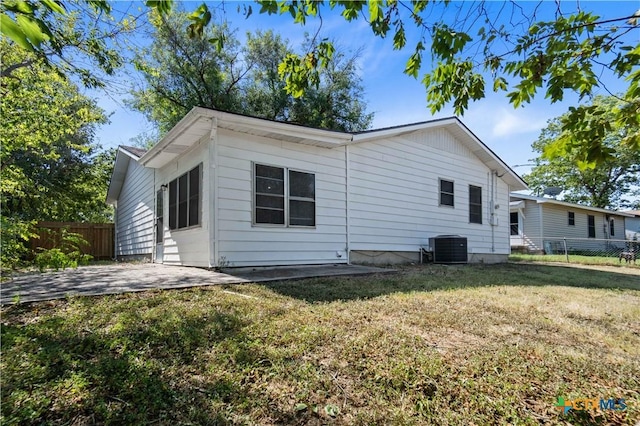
{"left": 345, "top": 144, "right": 351, "bottom": 264}
{"left": 538, "top": 203, "right": 544, "bottom": 252}
{"left": 489, "top": 171, "right": 495, "bottom": 253}
{"left": 153, "top": 168, "right": 157, "bottom": 262}
{"left": 208, "top": 118, "right": 219, "bottom": 267}
{"left": 113, "top": 201, "right": 118, "bottom": 261}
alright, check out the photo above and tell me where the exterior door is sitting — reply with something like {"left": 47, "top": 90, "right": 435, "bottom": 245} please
{"left": 155, "top": 189, "right": 164, "bottom": 263}
{"left": 510, "top": 211, "right": 523, "bottom": 246}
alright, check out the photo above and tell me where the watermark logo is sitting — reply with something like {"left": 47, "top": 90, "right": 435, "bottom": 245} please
{"left": 555, "top": 397, "right": 627, "bottom": 414}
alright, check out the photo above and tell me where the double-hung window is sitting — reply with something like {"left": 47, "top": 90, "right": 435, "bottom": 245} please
{"left": 587, "top": 215, "right": 596, "bottom": 238}
{"left": 469, "top": 185, "right": 482, "bottom": 224}
{"left": 168, "top": 164, "right": 202, "bottom": 230}
{"left": 254, "top": 164, "right": 315, "bottom": 227}
{"left": 568, "top": 211, "right": 575, "bottom": 226}
{"left": 439, "top": 179, "right": 454, "bottom": 207}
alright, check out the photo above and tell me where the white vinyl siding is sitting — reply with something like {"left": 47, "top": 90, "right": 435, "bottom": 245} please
{"left": 348, "top": 127, "right": 510, "bottom": 255}
{"left": 542, "top": 204, "right": 607, "bottom": 239}
{"left": 216, "top": 129, "right": 347, "bottom": 267}
{"left": 115, "top": 157, "right": 155, "bottom": 256}
{"left": 156, "top": 139, "right": 211, "bottom": 267}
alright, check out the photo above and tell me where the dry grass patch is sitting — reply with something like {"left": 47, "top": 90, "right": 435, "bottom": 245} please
{"left": 2, "top": 263, "right": 639, "bottom": 425}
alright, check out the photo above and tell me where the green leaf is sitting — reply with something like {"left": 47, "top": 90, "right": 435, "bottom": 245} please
{"left": 258, "top": 1, "right": 278, "bottom": 15}
{"left": 404, "top": 43, "right": 424, "bottom": 78}
{"left": 393, "top": 25, "right": 406, "bottom": 50}
{"left": 0, "top": 15, "right": 33, "bottom": 51}
{"left": 9, "top": 1, "right": 35, "bottom": 14}
{"left": 493, "top": 77, "right": 508, "bottom": 92}
{"left": 325, "top": 404, "right": 340, "bottom": 417}
{"left": 40, "top": 0, "right": 66, "bottom": 14}
{"left": 16, "top": 14, "right": 49, "bottom": 48}
{"left": 368, "top": 0, "right": 382, "bottom": 22}
{"left": 294, "top": 403, "right": 308, "bottom": 411}
{"left": 146, "top": 0, "right": 174, "bottom": 15}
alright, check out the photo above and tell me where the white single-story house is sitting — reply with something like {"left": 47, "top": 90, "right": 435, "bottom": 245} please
{"left": 107, "top": 107, "right": 527, "bottom": 267}
{"left": 624, "top": 210, "right": 640, "bottom": 242}
{"left": 509, "top": 193, "right": 634, "bottom": 254}
{"left": 107, "top": 145, "right": 156, "bottom": 261}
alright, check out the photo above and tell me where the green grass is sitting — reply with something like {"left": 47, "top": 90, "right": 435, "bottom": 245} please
{"left": 2, "top": 263, "right": 639, "bottom": 425}
{"left": 510, "top": 253, "right": 640, "bottom": 268}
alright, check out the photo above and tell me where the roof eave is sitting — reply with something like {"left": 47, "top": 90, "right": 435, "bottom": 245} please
{"left": 510, "top": 193, "right": 634, "bottom": 217}
{"left": 106, "top": 147, "right": 139, "bottom": 205}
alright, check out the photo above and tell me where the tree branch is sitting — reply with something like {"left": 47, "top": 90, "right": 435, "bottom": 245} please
{"left": 1, "top": 59, "right": 35, "bottom": 79}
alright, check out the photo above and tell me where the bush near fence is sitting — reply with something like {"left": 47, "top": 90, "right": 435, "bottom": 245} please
{"left": 30, "top": 222, "right": 114, "bottom": 260}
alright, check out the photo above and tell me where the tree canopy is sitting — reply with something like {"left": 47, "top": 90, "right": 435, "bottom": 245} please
{"left": 1, "top": 39, "right": 113, "bottom": 223}
{"left": 129, "top": 10, "right": 372, "bottom": 134}
{"left": 252, "top": 1, "right": 640, "bottom": 164}
{"left": 524, "top": 96, "right": 640, "bottom": 210}
{"left": 0, "top": 0, "right": 143, "bottom": 88}
{"left": 2, "top": 0, "right": 638, "bottom": 163}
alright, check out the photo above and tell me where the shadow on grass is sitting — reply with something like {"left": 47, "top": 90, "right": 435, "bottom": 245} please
{"left": 259, "top": 263, "right": 640, "bottom": 303}
{"left": 0, "top": 300, "right": 267, "bottom": 424}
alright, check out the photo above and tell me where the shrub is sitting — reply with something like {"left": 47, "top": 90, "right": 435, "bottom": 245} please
{"left": 33, "top": 228, "right": 93, "bottom": 272}
{"left": 0, "top": 217, "right": 36, "bottom": 272}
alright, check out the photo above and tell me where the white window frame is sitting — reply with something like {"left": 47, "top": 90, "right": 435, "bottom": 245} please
{"left": 439, "top": 178, "right": 455, "bottom": 207}
{"left": 168, "top": 163, "right": 202, "bottom": 231}
{"left": 252, "top": 163, "right": 316, "bottom": 228}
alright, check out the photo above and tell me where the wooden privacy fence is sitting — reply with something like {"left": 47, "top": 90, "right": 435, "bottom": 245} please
{"left": 31, "top": 222, "right": 114, "bottom": 260}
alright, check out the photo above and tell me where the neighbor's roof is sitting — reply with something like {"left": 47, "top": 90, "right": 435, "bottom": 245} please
{"left": 120, "top": 145, "right": 147, "bottom": 158}
{"left": 138, "top": 107, "right": 527, "bottom": 190}
{"left": 106, "top": 146, "right": 148, "bottom": 205}
{"left": 510, "top": 192, "right": 635, "bottom": 217}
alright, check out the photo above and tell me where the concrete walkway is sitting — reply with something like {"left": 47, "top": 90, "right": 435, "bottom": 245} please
{"left": 0, "top": 263, "right": 391, "bottom": 305}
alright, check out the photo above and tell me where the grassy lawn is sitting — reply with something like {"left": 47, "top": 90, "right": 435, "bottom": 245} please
{"left": 2, "top": 263, "right": 639, "bottom": 425}
{"left": 510, "top": 253, "right": 640, "bottom": 268}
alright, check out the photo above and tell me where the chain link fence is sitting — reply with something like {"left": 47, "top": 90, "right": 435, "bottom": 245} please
{"left": 511, "top": 237, "right": 638, "bottom": 266}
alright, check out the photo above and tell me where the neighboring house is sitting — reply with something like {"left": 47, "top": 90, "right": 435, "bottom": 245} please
{"left": 107, "top": 107, "right": 527, "bottom": 267}
{"left": 509, "top": 193, "right": 634, "bottom": 254}
{"left": 624, "top": 210, "right": 640, "bottom": 242}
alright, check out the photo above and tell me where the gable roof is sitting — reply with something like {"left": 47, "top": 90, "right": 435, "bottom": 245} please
{"left": 106, "top": 146, "right": 147, "bottom": 205}
{"left": 120, "top": 145, "right": 147, "bottom": 158}
{"left": 510, "top": 193, "right": 635, "bottom": 217}
{"left": 138, "top": 107, "right": 527, "bottom": 190}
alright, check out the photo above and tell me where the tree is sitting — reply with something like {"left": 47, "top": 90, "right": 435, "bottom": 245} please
{"left": 524, "top": 96, "right": 640, "bottom": 210}
{"left": 0, "top": 0, "right": 142, "bottom": 88}
{"left": 242, "top": 31, "right": 373, "bottom": 131}
{"left": 129, "top": 11, "right": 372, "bottom": 133}
{"left": 1, "top": 39, "right": 112, "bottom": 223}
{"left": 252, "top": 1, "right": 639, "bottom": 164}
{"left": 129, "top": 10, "right": 245, "bottom": 134}
{"left": 3, "top": 1, "right": 638, "bottom": 162}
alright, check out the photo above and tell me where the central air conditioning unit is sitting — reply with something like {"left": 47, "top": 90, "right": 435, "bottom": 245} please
{"left": 429, "top": 235, "right": 468, "bottom": 264}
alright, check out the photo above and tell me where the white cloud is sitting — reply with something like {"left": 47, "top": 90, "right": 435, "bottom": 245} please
{"left": 491, "top": 109, "right": 548, "bottom": 138}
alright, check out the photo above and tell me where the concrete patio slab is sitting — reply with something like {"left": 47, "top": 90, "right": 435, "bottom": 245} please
{"left": 0, "top": 263, "right": 392, "bottom": 305}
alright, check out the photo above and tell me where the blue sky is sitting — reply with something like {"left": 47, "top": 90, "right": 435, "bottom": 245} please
{"left": 94, "top": 1, "right": 638, "bottom": 177}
